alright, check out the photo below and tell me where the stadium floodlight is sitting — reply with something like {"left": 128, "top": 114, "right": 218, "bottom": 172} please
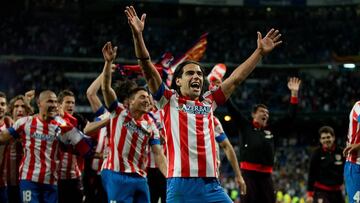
{"left": 224, "top": 115, "right": 232, "bottom": 122}
{"left": 343, "top": 63, "right": 356, "bottom": 69}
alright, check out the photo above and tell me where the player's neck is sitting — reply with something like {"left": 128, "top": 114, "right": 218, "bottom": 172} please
{"left": 38, "top": 113, "right": 52, "bottom": 122}
{"left": 130, "top": 109, "right": 144, "bottom": 120}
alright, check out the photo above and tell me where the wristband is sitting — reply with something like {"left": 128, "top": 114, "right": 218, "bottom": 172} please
{"left": 137, "top": 57, "right": 150, "bottom": 61}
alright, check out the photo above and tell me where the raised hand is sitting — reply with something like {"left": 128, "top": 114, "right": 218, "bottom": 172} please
{"left": 287, "top": 77, "right": 301, "bottom": 92}
{"left": 257, "top": 28, "right": 282, "bottom": 56}
{"left": 102, "top": 42, "right": 117, "bottom": 62}
{"left": 125, "top": 6, "right": 146, "bottom": 35}
{"left": 25, "top": 90, "right": 35, "bottom": 102}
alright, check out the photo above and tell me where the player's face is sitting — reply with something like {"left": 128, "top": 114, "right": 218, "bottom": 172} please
{"left": 252, "top": 107, "right": 269, "bottom": 127}
{"left": 320, "top": 132, "right": 335, "bottom": 149}
{"left": 39, "top": 93, "right": 58, "bottom": 119}
{"left": 13, "top": 99, "right": 27, "bottom": 121}
{"left": 0, "top": 97, "right": 7, "bottom": 119}
{"left": 176, "top": 64, "right": 204, "bottom": 100}
{"left": 61, "top": 96, "right": 75, "bottom": 115}
{"left": 131, "top": 90, "right": 151, "bottom": 114}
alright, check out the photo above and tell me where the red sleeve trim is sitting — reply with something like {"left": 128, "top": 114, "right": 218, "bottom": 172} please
{"left": 290, "top": 96, "right": 298, "bottom": 104}
{"left": 307, "top": 191, "right": 314, "bottom": 197}
{"left": 212, "top": 87, "right": 226, "bottom": 106}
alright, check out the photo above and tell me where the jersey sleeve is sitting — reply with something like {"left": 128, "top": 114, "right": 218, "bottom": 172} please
{"left": 203, "top": 86, "right": 226, "bottom": 110}
{"left": 8, "top": 116, "right": 29, "bottom": 139}
{"left": 213, "top": 116, "right": 227, "bottom": 143}
{"left": 149, "top": 121, "right": 161, "bottom": 146}
{"left": 152, "top": 83, "right": 174, "bottom": 109}
{"left": 108, "top": 100, "right": 125, "bottom": 116}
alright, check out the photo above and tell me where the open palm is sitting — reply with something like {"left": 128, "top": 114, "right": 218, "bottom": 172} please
{"left": 287, "top": 77, "right": 301, "bottom": 92}
{"left": 125, "top": 6, "right": 146, "bottom": 34}
{"left": 257, "top": 29, "right": 282, "bottom": 55}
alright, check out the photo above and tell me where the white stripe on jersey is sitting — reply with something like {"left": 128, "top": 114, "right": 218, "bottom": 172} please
{"left": 347, "top": 101, "right": 360, "bottom": 164}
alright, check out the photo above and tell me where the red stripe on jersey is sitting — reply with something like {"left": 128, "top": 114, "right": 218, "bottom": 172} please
{"left": 38, "top": 121, "right": 49, "bottom": 183}
{"left": 179, "top": 99, "right": 190, "bottom": 177}
{"left": 25, "top": 118, "right": 37, "bottom": 180}
{"left": 164, "top": 105, "right": 175, "bottom": 177}
{"left": 49, "top": 140, "right": 57, "bottom": 184}
{"left": 350, "top": 109, "right": 359, "bottom": 162}
{"left": 127, "top": 132, "right": 139, "bottom": 172}
{"left": 66, "top": 153, "right": 73, "bottom": 179}
{"left": 137, "top": 134, "right": 149, "bottom": 172}
{"left": 117, "top": 124, "right": 127, "bottom": 172}
{"left": 209, "top": 115, "right": 217, "bottom": 174}
{"left": 196, "top": 113, "right": 206, "bottom": 176}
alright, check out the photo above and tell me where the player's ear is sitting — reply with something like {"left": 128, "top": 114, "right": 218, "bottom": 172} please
{"left": 176, "top": 77, "right": 182, "bottom": 87}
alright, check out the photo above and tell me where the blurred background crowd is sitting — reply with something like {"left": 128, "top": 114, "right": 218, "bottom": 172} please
{"left": 1, "top": 0, "right": 359, "bottom": 202}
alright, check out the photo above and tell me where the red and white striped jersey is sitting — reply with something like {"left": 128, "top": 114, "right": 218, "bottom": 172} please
{"left": 102, "top": 102, "right": 160, "bottom": 177}
{"left": 91, "top": 112, "right": 110, "bottom": 174}
{"left": 347, "top": 101, "right": 360, "bottom": 164}
{"left": 58, "top": 112, "right": 82, "bottom": 180}
{"left": 147, "top": 110, "right": 166, "bottom": 168}
{"left": 58, "top": 152, "right": 81, "bottom": 179}
{"left": 5, "top": 139, "right": 23, "bottom": 186}
{"left": 8, "top": 115, "right": 85, "bottom": 185}
{"left": 153, "top": 83, "right": 226, "bottom": 178}
{"left": 0, "top": 123, "right": 8, "bottom": 187}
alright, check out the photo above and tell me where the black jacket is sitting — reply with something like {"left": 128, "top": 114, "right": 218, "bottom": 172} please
{"left": 227, "top": 98, "right": 297, "bottom": 172}
{"left": 307, "top": 145, "right": 345, "bottom": 192}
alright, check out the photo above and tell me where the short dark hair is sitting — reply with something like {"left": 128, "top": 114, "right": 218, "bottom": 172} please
{"left": 58, "top": 90, "right": 75, "bottom": 103}
{"left": 252, "top": 104, "right": 268, "bottom": 113}
{"left": 128, "top": 87, "right": 148, "bottom": 100}
{"left": 0, "top": 91, "right": 6, "bottom": 100}
{"left": 113, "top": 79, "right": 137, "bottom": 103}
{"left": 318, "top": 126, "right": 335, "bottom": 137}
{"left": 9, "top": 95, "right": 34, "bottom": 116}
{"left": 170, "top": 60, "right": 205, "bottom": 96}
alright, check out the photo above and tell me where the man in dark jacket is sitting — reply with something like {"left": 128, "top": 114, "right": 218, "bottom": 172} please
{"left": 227, "top": 77, "right": 301, "bottom": 203}
{"left": 306, "top": 126, "right": 345, "bottom": 203}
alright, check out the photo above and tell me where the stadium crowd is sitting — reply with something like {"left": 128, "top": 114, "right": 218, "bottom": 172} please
{"left": 0, "top": 1, "right": 359, "bottom": 203}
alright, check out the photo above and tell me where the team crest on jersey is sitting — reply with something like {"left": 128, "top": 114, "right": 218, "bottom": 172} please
{"left": 264, "top": 130, "right": 273, "bottom": 139}
{"left": 334, "top": 154, "right": 343, "bottom": 165}
{"left": 177, "top": 104, "right": 211, "bottom": 115}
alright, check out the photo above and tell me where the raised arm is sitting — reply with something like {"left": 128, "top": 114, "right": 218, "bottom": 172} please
{"left": 125, "top": 6, "right": 162, "bottom": 94}
{"left": 101, "top": 42, "right": 118, "bottom": 108}
{"left": 87, "top": 73, "right": 104, "bottom": 112}
{"left": 220, "top": 29, "right": 282, "bottom": 100}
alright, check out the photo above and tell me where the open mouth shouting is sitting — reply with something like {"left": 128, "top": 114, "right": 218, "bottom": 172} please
{"left": 47, "top": 107, "right": 58, "bottom": 117}
{"left": 190, "top": 82, "right": 201, "bottom": 92}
